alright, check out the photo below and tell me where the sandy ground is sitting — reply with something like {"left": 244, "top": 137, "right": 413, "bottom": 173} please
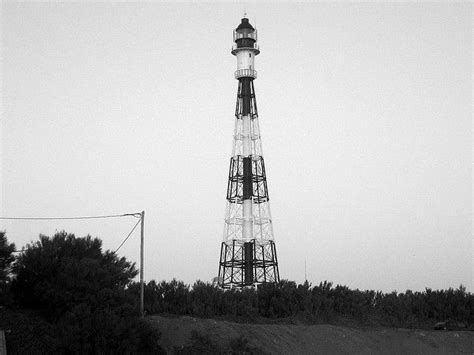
{"left": 148, "top": 315, "right": 473, "bottom": 354}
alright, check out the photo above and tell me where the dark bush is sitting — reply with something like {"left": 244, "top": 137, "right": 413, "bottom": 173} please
{"left": 8, "top": 231, "right": 164, "bottom": 353}
{"left": 12, "top": 231, "right": 137, "bottom": 318}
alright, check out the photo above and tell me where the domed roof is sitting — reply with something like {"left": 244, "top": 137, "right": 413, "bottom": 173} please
{"left": 236, "top": 18, "right": 255, "bottom": 31}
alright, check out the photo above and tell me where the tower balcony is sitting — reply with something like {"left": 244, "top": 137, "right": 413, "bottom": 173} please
{"left": 235, "top": 69, "right": 257, "bottom": 79}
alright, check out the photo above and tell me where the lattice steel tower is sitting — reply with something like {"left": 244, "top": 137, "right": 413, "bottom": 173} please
{"left": 218, "top": 16, "right": 280, "bottom": 288}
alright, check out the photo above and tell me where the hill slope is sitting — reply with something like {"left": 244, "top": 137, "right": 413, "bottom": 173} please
{"left": 148, "top": 315, "right": 473, "bottom": 354}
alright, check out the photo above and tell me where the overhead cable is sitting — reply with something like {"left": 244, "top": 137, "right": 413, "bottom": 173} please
{"left": 114, "top": 218, "right": 142, "bottom": 253}
{"left": 0, "top": 213, "right": 141, "bottom": 221}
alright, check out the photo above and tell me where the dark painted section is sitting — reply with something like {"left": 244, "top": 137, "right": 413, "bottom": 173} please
{"left": 0, "top": 330, "right": 5, "bottom": 355}
{"left": 236, "top": 18, "right": 255, "bottom": 31}
{"left": 244, "top": 242, "right": 254, "bottom": 284}
{"left": 240, "top": 78, "right": 252, "bottom": 115}
{"left": 243, "top": 157, "right": 252, "bottom": 200}
{"left": 235, "top": 78, "right": 257, "bottom": 119}
{"left": 236, "top": 38, "right": 255, "bottom": 49}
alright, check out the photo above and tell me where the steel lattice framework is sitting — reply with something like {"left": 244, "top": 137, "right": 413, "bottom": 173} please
{"left": 218, "top": 17, "right": 280, "bottom": 288}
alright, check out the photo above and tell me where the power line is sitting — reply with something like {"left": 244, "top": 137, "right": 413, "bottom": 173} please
{"left": 0, "top": 213, "right": 141, "bottom": 221}
{"left": 9, "top": 213, "right": 143, "bottom": 254}
{"left": 2, "top": 211, "right": 142, "bottom": 253}
{"left": 3, "top": 209, "right": 147, "bottom": 318}
{"left": 114, "top": 218, "right": 142, "bottom": 253}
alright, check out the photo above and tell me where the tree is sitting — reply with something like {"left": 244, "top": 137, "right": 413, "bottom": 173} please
{"left": 10, "top": 231, "right": 163, "bottom": 353}
{"left": 0, "top": 231, "right": 15, "bottom": 304}
{"left": 0, "top": 231, "right": 15, "bottom": 280}
{"left": 12, "top": 231, "right": 137, "bottom": 317}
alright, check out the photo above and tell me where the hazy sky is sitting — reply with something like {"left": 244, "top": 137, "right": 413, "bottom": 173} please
{"left": 1, "top": 2, "right": 472, "bottom": 292}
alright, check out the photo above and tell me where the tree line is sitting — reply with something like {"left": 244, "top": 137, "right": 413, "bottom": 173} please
{"left": 128, "top": 276, "right": 473, "bottom": 329}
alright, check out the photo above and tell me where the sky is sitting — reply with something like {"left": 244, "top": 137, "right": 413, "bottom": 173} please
{"left": 1, "top": 2, "right": 472, "bottom": 292}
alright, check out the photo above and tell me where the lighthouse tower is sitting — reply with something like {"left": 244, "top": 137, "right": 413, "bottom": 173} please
{"left": 218, "top": 16, "right": 280, "bottom": 288}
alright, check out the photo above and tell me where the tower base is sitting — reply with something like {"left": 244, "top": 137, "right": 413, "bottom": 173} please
{"left": 218, "top": 239, "right": 279, "bottom": 288}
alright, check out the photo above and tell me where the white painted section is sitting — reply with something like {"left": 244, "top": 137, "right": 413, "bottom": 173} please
{"left": 242, "top": 114, "right": 253, "bottom": 241}
{"left": 237, "top": 50, "right": 255, "bottom": 71}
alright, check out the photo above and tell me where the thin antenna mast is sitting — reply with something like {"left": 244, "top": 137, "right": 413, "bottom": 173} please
{"left": 305, "top": 260, "right": 307, "bottom": 282}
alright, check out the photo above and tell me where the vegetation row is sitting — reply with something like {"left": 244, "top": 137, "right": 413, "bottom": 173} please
{"left": 130, "top": 278, "right": 472, "bottom": 329}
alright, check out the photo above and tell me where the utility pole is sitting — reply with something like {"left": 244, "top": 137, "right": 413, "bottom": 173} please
{"left": 140, "top": 210, "right": 145, "bottom": 318}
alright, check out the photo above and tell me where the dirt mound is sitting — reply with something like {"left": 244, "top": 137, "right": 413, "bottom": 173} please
{"left": 148, "top": 315, "right": 473, "bottom": 354}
